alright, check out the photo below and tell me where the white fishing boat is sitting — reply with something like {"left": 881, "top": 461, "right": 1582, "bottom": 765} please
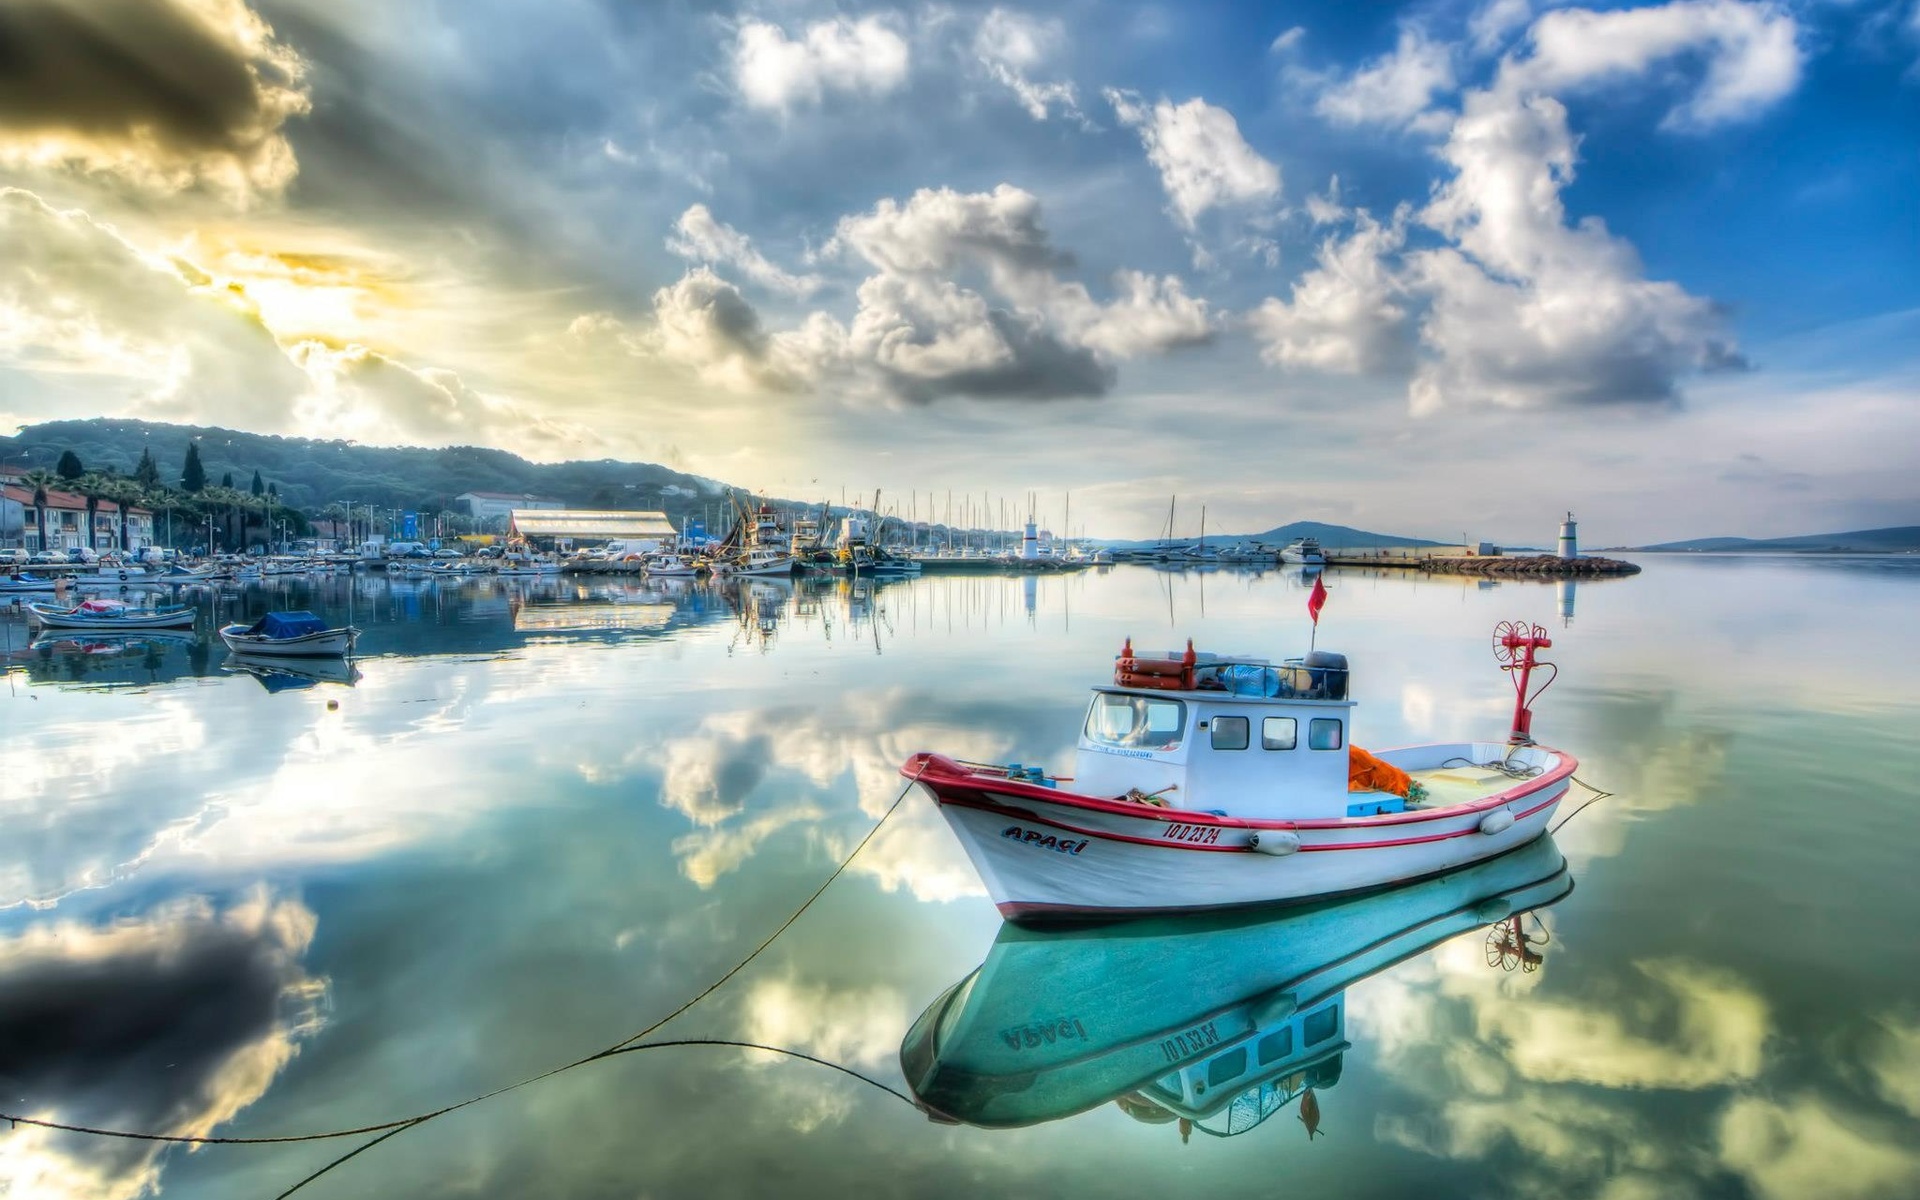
{"left": 0, "top": 572, "right": 60, "bottom": 594}
{"left": 218, "top": 610, "right": 359, "bottom": 658}
{"left": 902, "top": 621, "right": 1573, "bottom": 921}
{"left": 724, "top": 547, "right": 796, "bottom": 577}
{"left": 26, "top": 598, "right": 198, "bottom": 631}
{"left": 643, "top": 552, "right": 703, "bottom": 578}
{"left": 1279, "top": 538, "right": 1326, "bottom": 566}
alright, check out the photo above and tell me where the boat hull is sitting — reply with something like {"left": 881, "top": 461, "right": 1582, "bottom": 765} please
{"left": 903, "top": 747, "right": 1574, "bottom": 921}
{"left": 26, "top": 603, "right": 197, "bottom": 630}
{"left": 218, "top": 624, "right": 359, "bottom": 657}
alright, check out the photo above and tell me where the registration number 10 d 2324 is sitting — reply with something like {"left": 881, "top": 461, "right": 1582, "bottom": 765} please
{"left": 1162, "top": 821, "right": 1221, "bottom": 845}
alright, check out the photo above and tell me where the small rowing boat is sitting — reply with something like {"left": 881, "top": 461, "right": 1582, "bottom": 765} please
{"left": 218, "top": 610, "right": 359, "bottom": 658}
{"left": 901, "top": 621, "right": 1573, "bottom": 921}
{"left": 26, "top": 598, "right": 198, "bottom": 630}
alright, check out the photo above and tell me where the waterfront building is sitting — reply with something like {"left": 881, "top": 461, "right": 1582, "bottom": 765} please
{"left": 457, "top": 491, "right": 566, "bottom": 531}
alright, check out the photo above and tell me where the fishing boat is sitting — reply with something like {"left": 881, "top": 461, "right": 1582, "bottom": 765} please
{"left": 0, "top": 572, "right": 60, "bottom": 594}
{"left": 901, "top": 833, "right": 1572, "bottom": 1132}
{"left": 643, "top": 552, "right": 703, "bottom": 578}
{"left": 900, "top": 621, "right": 1573, "bottom": 920}
{"left": 719, "top": 547, "right": 796, "bottom": 577}
{"left": 1279, "top": 538, "right": 1326, "bottom": 566}
{"left": 26, "top": 598, "right": 198, "bottom": 631}
{"left": 218, "top": 610, "right": 359, "bottom": 658}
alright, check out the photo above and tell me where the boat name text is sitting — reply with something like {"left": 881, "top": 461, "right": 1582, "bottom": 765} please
{"left": 999, "top": 1017, "right": 1090, "bottom": 1051}
{"left": 1000, "top": 826, "right": 1089, "bottom": 855}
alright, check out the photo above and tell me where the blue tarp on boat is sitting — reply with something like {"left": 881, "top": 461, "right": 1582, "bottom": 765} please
{"left": 249, "top": 611, "right": 329, "bottom": 638}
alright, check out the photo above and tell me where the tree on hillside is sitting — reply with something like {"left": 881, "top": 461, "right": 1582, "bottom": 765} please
{"left": 56, "top": 450, "right": 83, "bottom": 481}
{"left": 221, "top": 472, "right": 234, "bottom": 489}
{"left": 250, "top": 469, "right": 264, "bottom": 497}
{"left": 181, "top": 443, "right": 206, "bottom": 493}
{"left": 134, "top": 447, "right": 161, "bottom": 489}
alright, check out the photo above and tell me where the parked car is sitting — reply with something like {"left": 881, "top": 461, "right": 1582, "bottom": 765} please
{"left": 0, "top": 548, "right": 28, "bottom": 565}
{"left": 64, "top": 547, "right": 98, "bottom": 564}
{"left": 29, "top": 550, "right": 60, "bottom": 564}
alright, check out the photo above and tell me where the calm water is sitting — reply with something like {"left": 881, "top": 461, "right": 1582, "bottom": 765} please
{"left": 3, "top": 557, "right": 1918, "bottom": 1200}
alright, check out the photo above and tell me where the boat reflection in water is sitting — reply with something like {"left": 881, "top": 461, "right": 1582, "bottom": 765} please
{"left": 899, "top": 834, "right": 1572, "bottom": 1138}
{"left": 223, "top": 652, "right": 362, "bottom": 691}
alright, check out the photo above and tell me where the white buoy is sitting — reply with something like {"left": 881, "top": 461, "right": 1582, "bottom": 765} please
{"left": 1248, "top": 830, "right": 1301, "bottom": 855}
{"left": 1558, "top": 512, "right": 1578, "bottom": 560}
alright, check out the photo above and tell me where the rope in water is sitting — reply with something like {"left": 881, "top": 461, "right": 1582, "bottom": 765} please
{"left": 1549, "top": 775, "right": 1616, "bottom": 834}
{"left": 0, "top": 767, "right": 929, "bottom": 1190}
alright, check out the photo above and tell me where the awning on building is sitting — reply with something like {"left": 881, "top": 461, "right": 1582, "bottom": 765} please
{"left": 508, "top": 509, "right": 677, "bottom": 540}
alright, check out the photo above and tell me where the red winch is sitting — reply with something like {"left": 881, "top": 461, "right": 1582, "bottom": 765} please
{"left": 1493, "top": 620, "right": 1557, "bottom": 744}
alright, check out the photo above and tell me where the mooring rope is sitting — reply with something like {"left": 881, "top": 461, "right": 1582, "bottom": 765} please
{"left": 1, "top": 766, "right": 929, "bottom": 1194}
{"left": 1548, "top": 775, "right": 1616, "bottom": 834}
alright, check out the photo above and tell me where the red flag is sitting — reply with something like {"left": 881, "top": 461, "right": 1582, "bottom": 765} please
{"left": 1307, "top": 575, "right": 1328, "bottom": 625}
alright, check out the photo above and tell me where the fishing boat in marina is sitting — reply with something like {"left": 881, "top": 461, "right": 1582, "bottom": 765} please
{"left": 0, "top": 571, "right": 60, "bottom": 594}
{"left": 1279, "top": 538, "right": 1326, "bottom": 566}
{"left": 900, "top": 833, "right": 1571, "bottom": 1132}
{"left": 26, "top": 598, "right": 198, "bottom": 631}
{"left": 218, "top": 610, "right": 359, "bottom": 658}
{"left": 900, "top": 620, "right": 1573, "bottom": 920}
{"left": 643, "top": 552, "right": 704, "bottom": 578}
{"left": 718, "top": 546, "right": 797, "bottom": 577}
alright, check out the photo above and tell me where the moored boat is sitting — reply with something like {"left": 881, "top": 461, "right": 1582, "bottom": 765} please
{"left": 218, "top": 610, "right": 359, "bottom": 658}
{"left": 1279, "top": 537, "right": 1326, "bottom": 566}
{"left": 901, "top": 621, "right": 1572, "bottom": 921}
{"left": 26, "top": 598, "right": 198, "bottom": 630}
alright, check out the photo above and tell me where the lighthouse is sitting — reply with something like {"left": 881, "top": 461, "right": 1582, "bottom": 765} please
{"left": 1021, "top": 517, "right": 1039, "bottom": 560}
{"left": 1557, "top": 512, "right": 1578, "bottom": 561}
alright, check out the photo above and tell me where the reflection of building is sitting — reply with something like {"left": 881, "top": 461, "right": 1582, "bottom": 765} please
{"left": 900, "top": 835, "right": 1573, "bottom": 1137}
{"left": 507, "top": 508, "right": 676, "bottom": 550}
{"left": 457, "top": 491, "right": 564, "bottom": 530}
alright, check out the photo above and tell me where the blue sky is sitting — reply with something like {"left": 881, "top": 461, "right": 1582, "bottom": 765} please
{"left": 0, "top": 0, "right": 1915, "bottom": 541}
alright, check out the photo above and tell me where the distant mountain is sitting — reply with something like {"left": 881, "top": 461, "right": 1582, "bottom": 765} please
{"left": 0, "top": 417, "right": 739, "bottom": 520}
{"left": 1637, "top": 527, "right": 1920, "bottom": 553}
{"left": 1104, "top": 520, "right": 1443, "bottom": 550}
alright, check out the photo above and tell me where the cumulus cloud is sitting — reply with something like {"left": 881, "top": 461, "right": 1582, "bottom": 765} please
{"left": 1315, "top": 27, "right": 1457, "bottom": 132}
{"left": 1257, "top": 1, "right": 1796, "bottom": 412}
{"left": 611, "top": 185, "right": 1211, "bottom": 405}
{"left": 0, "top": 892, "right": 324, "bottom": 1200}
{"left": 1406, "top": 85, "right": 1744, "bottom": 412}
{"left": 973, "top": 8, "right": 1083, "bottom": 123}
{"left": 0, "top": 186, "right": 307, "bottom": 424}
{"left": 668, "top": 204, "right": 821, "bottom": 298}
{"left": 1512, "top": 0, "right": 1802, "bottom": 131}
{"left": 1251, "top": 207, "right": 1413, "bottom": 373}
{"left": 1717, "top": 1093, "right": 1920, "bottom": 1200}
{"left": 1106, "top": 91, "right": 1281, "bottom": 229}
{"left": 732, "top": 15, "right": 910, "bottom": 114}
{"left": 0, "top": 0, "right": 308, "bottom": 200}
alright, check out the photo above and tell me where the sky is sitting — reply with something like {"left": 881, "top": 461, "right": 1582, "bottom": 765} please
{"left": 0, "top": 0, "right": 1915, "bottom": 543}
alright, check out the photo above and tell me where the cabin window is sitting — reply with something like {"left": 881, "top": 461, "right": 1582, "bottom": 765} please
{"left": 1303, "top": 1006, "right": 1340, "bottom": 1047}
{"left": 1256, "top": 1027, "right": 1294, "bottom": 1065}
{"left": 1261, "top": 716, "right": 1298, "bottom": 751}
{"left": 1206, "top": 1047, "right": 1247, "bottom": 1089}
{"left": 1210, "top": 715, "right": 1249, "bottom": 750}
{"left": 1308, "top": 718, "right": 1344, "bottom": 751}
{"left": 1084, "top": 693, "right": 1187, "bottom": 750}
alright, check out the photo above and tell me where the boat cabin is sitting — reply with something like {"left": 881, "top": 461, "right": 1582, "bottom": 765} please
{"left": 1132, "top": 993, "right": 1347, "bottom": 1133}
{"left": 1072, "top": 645, "right": 1355, "bottom": 819}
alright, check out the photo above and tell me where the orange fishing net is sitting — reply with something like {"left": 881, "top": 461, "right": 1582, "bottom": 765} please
{"left": 1348, "top": 745, "right": 1412, "bottom": 796}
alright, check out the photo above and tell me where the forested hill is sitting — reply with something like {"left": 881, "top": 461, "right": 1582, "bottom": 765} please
{"left": 1, "top": 418, "right": 735, "bottom": 518}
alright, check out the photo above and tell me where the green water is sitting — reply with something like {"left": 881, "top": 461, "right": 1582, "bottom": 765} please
{"left": 2, "top": 557, "right": 1917, "bottom": 1199}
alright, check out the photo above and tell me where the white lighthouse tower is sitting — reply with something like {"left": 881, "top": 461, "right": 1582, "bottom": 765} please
{"left": 1557, "top": 512, "right": 1579, "bottom": 561}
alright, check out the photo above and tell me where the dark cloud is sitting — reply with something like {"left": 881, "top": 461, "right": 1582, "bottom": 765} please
{"left": 0, "top": 0, "right": 307, "bottom": 193}
{"left": 881, "top": 308, "right": 1114, "bottom": 403}
{"left": 0, "top": 894, "right": 322, "bottom": 1198}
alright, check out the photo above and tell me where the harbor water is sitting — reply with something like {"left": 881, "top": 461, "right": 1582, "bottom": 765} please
{"left": 3, "top": 556, "right": 1918, "bottom": 1199}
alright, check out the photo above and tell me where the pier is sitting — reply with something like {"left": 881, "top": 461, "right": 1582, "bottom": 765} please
{"left": 1320, "top": 547, "right": 1641, "bottom": 577}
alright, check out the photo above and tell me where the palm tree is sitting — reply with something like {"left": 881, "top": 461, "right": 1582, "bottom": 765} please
{"left": 73, "top": 472, "right": 113, "bottom": 552}
{"left": 21, "top": 468, "right": 58, "bottom": 554}
{"left": 103, "top": 478, "right": 146, "bottom": 552}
